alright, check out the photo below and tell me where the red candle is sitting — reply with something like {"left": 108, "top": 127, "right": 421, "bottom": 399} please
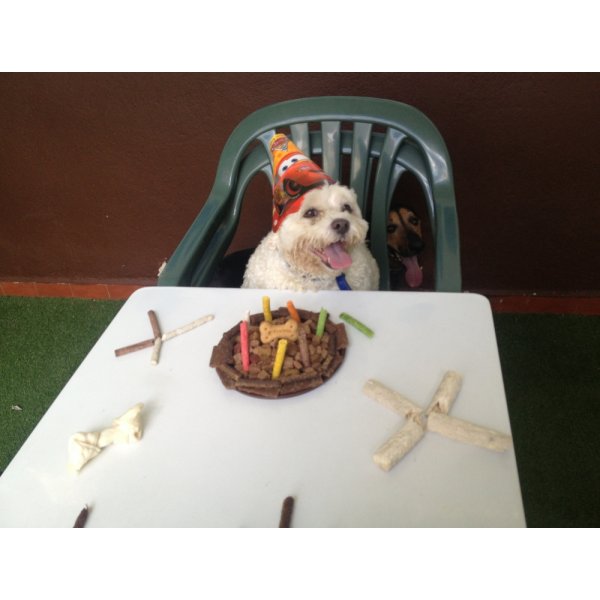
{"left": 240, "top": 319, "right": 250, "bottom": 372}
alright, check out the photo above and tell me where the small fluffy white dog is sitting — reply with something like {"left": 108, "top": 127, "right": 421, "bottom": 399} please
{"left": 242, "top": 183, "right": 379, "bottom": 291}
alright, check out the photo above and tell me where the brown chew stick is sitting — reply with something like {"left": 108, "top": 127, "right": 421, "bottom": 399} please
{"left": 114, "top": 338, "right": 155, "bottom": 356}
{"left": 73, "top": 504, "right": 89, "bottom": 528}
{"left": 279, "top": 496, "right": 295, "bottom": 527}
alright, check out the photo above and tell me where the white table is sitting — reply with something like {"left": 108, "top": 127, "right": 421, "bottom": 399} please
{"left": 0, "top": 287, "right": 525, "bottom": 527}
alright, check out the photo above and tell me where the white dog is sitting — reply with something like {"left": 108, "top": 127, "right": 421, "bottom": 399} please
{"left": 242, "top": 183, "right": 379, "bottom": 291}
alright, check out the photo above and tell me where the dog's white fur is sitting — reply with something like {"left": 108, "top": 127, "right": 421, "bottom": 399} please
{"left": 242, "top": 183, "right": 379, "bottom": 291}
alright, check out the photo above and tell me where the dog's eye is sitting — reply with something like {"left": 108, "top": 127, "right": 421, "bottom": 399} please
{"left": 409, "top": 215, "right": 420, "bottom": 226}
{"left": 387, "top": 224, "right": 397, "bottom": 233}
{"left": 303, "top": 208, "right": 319, "bottom": 219}
{"left": 341, "top": 203, "right": 353, "bottom": 213}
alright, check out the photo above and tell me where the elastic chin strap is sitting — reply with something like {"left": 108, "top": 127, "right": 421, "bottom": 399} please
{"left": 336, "top": 274, "right": 352, "bottom": 290}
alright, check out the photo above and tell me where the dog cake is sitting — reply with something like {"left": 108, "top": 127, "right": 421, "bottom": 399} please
{"left": 209, "top": 305, "right": 348, "bottom": 398}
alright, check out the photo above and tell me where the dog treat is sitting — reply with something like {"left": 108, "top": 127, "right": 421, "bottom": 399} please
{"left": 262, "top": 296, "right": 273, "bottom": 322}
{"left": 279, "top": 496, "right": 295, "bottom": 528}
{"left": 427, "top": 413, "right": 512, "bottom": 451}
{"left": 339, "top": 312, "right": 374, "bottom": 338}
{"left": 210, "top": 308, "right": 348, "bottom": 399}
{"left": 73, "top": 504, "right": 89, "bottom": 528}
{"left": 240, "top": 319, "right": 250, "bottom": 372}
{"left": 366, "top": 372, "right": 512, "bottom": 472}
{"left": 362, "top": 379, "right": 422, "bottom": 417}
{"left": 148, "top": 310, "right": 161, "bottom": 338}
{"left": 151, "top": 337, "right": 162, "bottom": 366}
{"left": 114, "top": 314, "right": 214, "bottom": 357}
{"left": 287, "top": 300, "right": 301, "bottom": 323}
{"left": 316, "top": 308, "right": 328, "bottom": 337}
{"left": 161, "top": 314, "right": 214, "bottom": 341}
{"left": 259, "top": 318, "right": 299, "bottom": 344}
{"left": 298, "top": 329, "right": 311, "bottom": 368}
{"left": 148, "top": 310, "right": 163, "bottom": 365}
{"left": 425, "top": 370, "right": 462, "bottom": 416}
{"left": 373, "top": 418, "right": 425, "bottom": 472}
{"left": 114, "top": 338, "right": 155, "bottom": 357}
{"left": 68, "top": 403, "right": 144, "bottom": 472}
{"left": 271, "top": 338, "right": 288, "bottom": 379}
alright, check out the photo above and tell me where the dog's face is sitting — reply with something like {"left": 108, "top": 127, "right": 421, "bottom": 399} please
{"left": 387, "top": 207, "right": 424, "bottom": 288}
{"left": 276, "top": 183, "right": 369, "bottom": 276}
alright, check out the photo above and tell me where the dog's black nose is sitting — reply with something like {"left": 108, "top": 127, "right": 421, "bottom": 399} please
{"left": 408, "top": 232, "right": 425, "bottom": 253}
{"left": 331, "top": 218, "right": 350, "bottom": 236}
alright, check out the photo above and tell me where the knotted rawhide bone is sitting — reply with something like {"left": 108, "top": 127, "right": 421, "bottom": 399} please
{"left": 259, "top": 318, "right": 299, "bottom": 343}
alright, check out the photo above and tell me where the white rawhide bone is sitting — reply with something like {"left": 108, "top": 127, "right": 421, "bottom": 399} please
{"left": 364, "top": 371, "right": 511, "bottom": 472}
{"left": 425, "top": 371, "right": 462, "bottom": 415}
{"left": 68, "top": 403, "right": 144, "bottom": 472}
{"left": 362, "top": 379, "right": 422, "bottom": 417}
{"left": 373, "top": 418, "right": 425, "bottom": 472}
{"left": 259, "top": 318, "right": 299, "bottom": 344}
{"left": 427, "top": 413, "right": 512, "bottom": 452}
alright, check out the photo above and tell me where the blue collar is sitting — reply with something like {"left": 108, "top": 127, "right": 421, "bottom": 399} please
{"left": 336, "top": 274, "right": 352, "bottom": 290}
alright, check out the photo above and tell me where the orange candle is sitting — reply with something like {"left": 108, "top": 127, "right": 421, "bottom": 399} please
{"left": 286, "top": 300, "right": 301, "bottom": 323}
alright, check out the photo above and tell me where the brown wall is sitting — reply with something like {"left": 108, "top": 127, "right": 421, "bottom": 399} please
{"left": 0, "top": 73, "right": 598, "bottom": 294}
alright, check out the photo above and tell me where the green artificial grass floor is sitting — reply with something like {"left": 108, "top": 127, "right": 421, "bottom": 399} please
{"left": 0, "top": 297, "right": 124, "bottom": 475}
{"left": 1, "top": 296, "right": 598, "bottom": 527}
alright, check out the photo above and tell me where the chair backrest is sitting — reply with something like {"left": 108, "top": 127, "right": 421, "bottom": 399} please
{"left": 157, "top": 96, "right": 461, "bottom": 291}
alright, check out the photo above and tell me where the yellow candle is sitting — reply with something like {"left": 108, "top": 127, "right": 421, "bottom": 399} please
{"left": 271, "top": 338, "right": 288, "bottom": 380}
{"left": 262, "top": 296, "right": 273, "bottom": 322}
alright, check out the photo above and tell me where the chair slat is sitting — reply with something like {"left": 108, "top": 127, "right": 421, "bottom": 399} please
{"left": 321, "top": 121, "right": 341, "bottom": 181}
{"left": 395, "top": 142, "right": 436, "bottom": 235}
{"left": 370, "top": 128, "right": 407, "bottom": 290}
{"left": 290, "top": 123, "right": 310, "bottom": 154}
{"left": 350, "top": 122, "right": 373, "bottom": 213}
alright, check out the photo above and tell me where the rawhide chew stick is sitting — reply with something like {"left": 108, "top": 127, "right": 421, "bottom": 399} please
{"left": 161, "top": 314, "right": 214, "bottom": 341}
{"left": 362, "top": 379, "right": 422, "bottom": 418}
{"left": 262, "top": 296, "right": 273, "bottom": 322}
{"left": 373, "top": 418, "right": 425, "bottom": 472}
{"left": 427, "top": 413, "right": 512, "bottom": 452}
{"left": 114, "top": 338, "right": 155, "bottom": 357}
{"left": 271, "top": 338, "right": 288, "bottom": 380}
{"left": 148, "top": 310, "right": 163, "bottom": 366}
{"left": 339, "top": 312, "right": 374, "bottom": 338}
{"left": 114, "top": 314, "right": 214, "bottom": 357}
{"left": 316, "top": 308, "right": 328, "bottom": 337}
{"left": 366, "top": 371, "right": 512, "bottom": 472}
{"left": 240, "top": 319, "right": 250, "bottom": 372}
{"left": 279, "top": 496, "right": 295, "bottom": 528}
{"left": 425, "top": 371, "right": 463, "bottom": 416}
{"left": 286, "top": 300, "right": 301, "bottom": 323}
{"left": 73, "top": 504, "right": 89, "bottom": 528}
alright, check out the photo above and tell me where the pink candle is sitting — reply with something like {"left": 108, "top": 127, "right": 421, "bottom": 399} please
{"left": 240, "top": 319, "right": 250, "bottom": 372}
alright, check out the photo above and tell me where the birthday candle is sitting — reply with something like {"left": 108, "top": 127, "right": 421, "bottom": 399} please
{"left": 240, "top": 318, "right": 250, "bottom": 372}
{"left": 316, "top": 307, "right": 328, "bottom": 337}
{"left": 271, "top": 338, "right": 288, "bottom": 380}
{"left": 262, "top": 296, "right": 273, "bottom": 322}
{"left": 286, "top": 300, "right": 301, "bottom": 323}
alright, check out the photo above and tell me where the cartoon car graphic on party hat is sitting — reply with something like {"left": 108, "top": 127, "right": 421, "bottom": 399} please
{"left": 269, "top": 133, "right": 335, "bottom": 232}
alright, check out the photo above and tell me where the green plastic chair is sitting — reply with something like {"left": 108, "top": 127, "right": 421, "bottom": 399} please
{"left": 157, "top": 96, "right": 461, "bottom": 291}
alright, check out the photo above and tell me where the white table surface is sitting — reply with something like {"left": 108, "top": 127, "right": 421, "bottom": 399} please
{"left": 0, "top": 287, "right": 525, "bottom": 527}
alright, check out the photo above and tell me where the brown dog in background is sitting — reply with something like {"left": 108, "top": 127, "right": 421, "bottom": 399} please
{"left": 387, "top": 207, "right": 424, "bottom": 289}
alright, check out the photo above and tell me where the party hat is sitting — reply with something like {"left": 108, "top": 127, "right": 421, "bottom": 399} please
{"left": 269, "top": 133, "right": 335, "bottom": 232}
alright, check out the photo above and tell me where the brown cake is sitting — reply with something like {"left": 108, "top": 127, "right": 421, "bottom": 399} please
{"left": 209, "top": 307, "right": 348, "bottom": 398}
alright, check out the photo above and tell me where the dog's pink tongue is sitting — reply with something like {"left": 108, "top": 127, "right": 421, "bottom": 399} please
{"left": 323, "top": 242, "right": 353, "bottom": 270}
{"left": 404, "top": 256, "right": 423, "bottom": 288}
